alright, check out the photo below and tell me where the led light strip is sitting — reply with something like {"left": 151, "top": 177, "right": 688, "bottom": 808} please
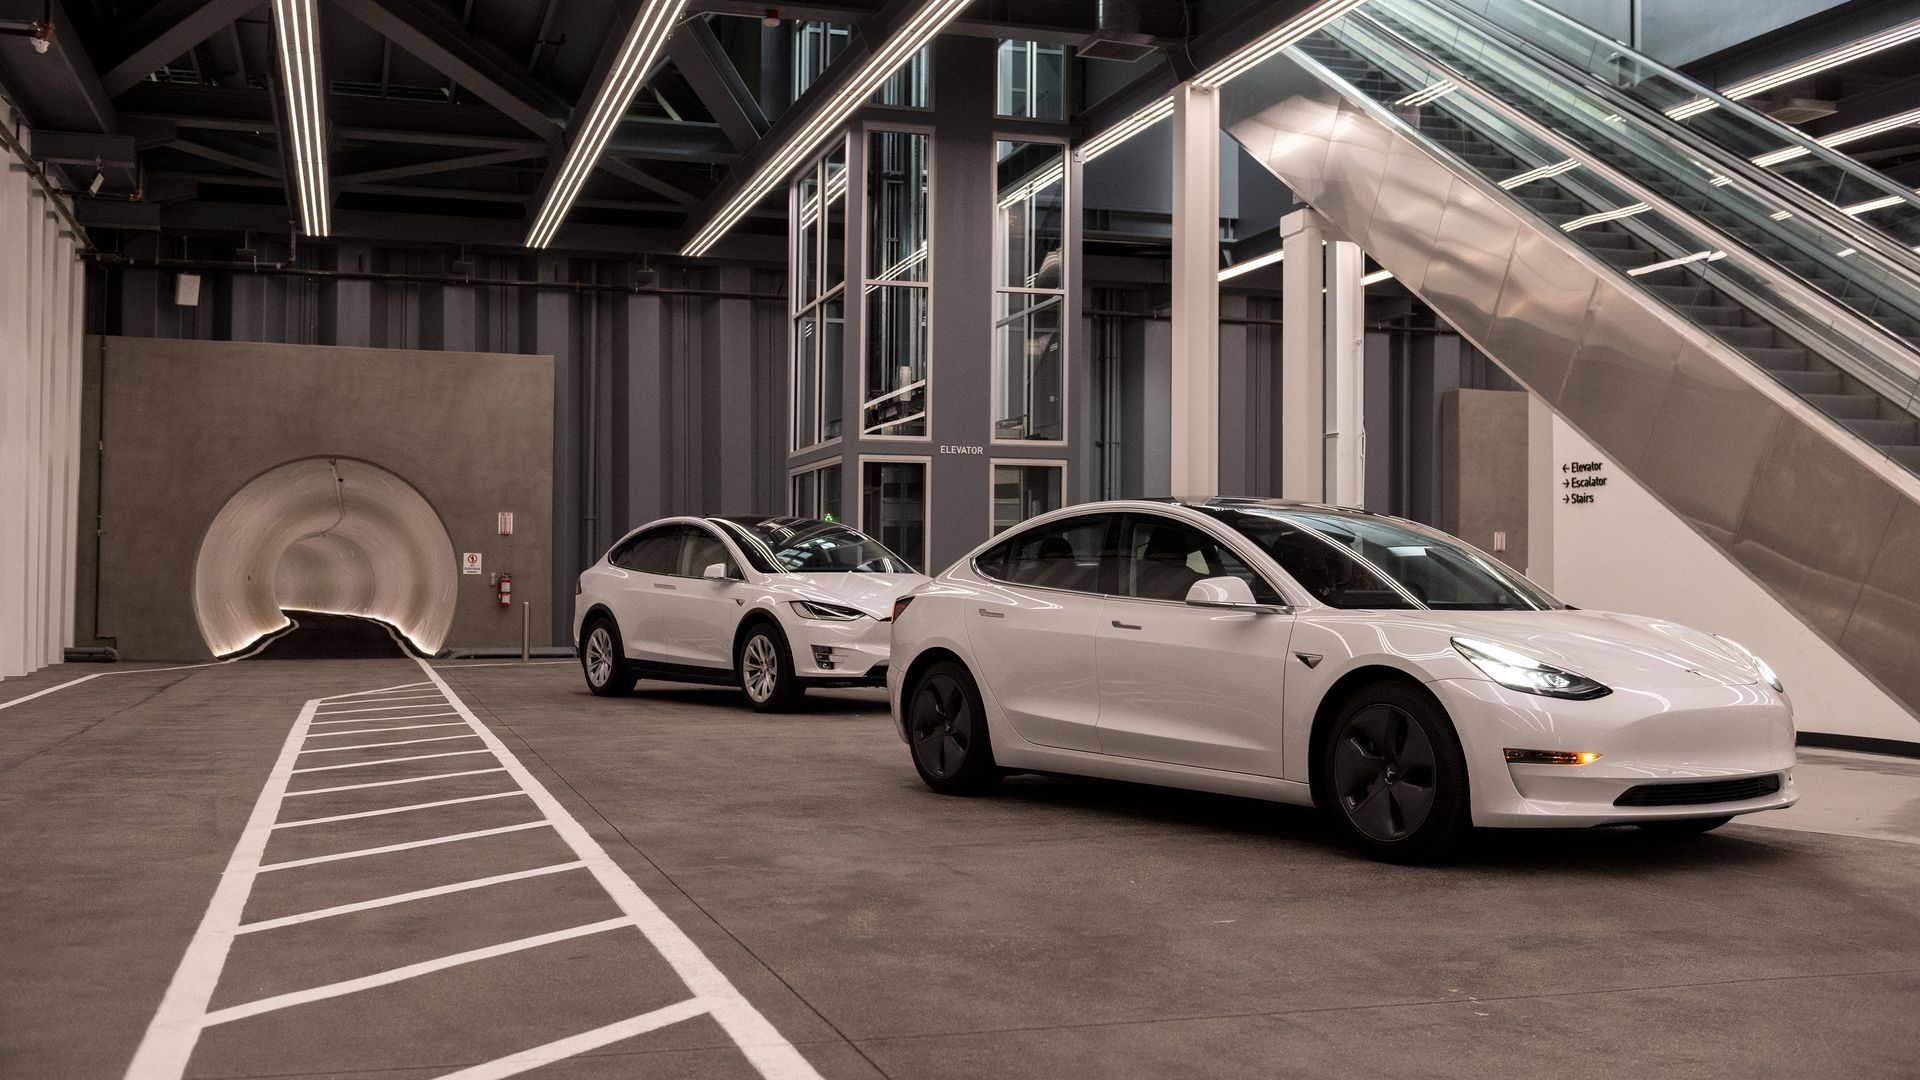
{"left": 1216, "top": 247, "right": 1284, "bottom": 281}
{"left": 269, "top": 0, "right": 330, "bottom": 237}
{"left": 1560, "top": 202, "right": 1650, "bottom": 231}
{"left": 1360, "top": 268, "right": 1392, "bottom": 285}
{"left": 1667, "top": 16, "right": 1920, "bottom": 120}
{"left": 1497, "top": 158, "right": 1579, "bottom": 189}
{"left": 527, "top": 0, "right": 688, "bottom": 249}
{"left": 995, "top": 159, "right": 1065, "bottom": 210}
{"left": 681, "top": 0, "right": 971, "bottom": 258}
{"left": 1625, "top": 249, "right": 1724, "bottom": 276}
{"left": 1192, "top": 0, "right": 1371, "bottom": 89}
{"left": 1750, "top": 106, "right": 1920, "bottom": 169}
{"left": 1392, "top": 79, "right": 1455, "bottom": 108}
{"left": 1080, "top": 94, "right": 1175, "bottom": 163}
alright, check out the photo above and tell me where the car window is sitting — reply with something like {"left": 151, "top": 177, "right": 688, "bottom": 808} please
{"left": 975, "top": 514, "right": 1114, "bottom": 593}
{"left": 677, "top": 526, "right": 734, "bottom": 578}
{"left": 610, "top": 525, "right": 681, "bottom": 574}
{"left": 1199, "top": 509, "right": 1415, "bottom": 609}
{"left": 1117, "top": 515, "right": 1282, "bottom": 604}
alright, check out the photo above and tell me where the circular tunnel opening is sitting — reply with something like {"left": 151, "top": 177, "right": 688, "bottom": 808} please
{"left": 193, "top": 457, "right": 458, "bottom": 657}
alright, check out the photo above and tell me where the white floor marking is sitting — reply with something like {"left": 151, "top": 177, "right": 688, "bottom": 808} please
{"left": 409, "top": 656, "right": 824, "bottom": 1080}
{"left": 433, "top": 997, "right": 713, "bottom": 1080}
{"left": 298, "top": 733, "right": 480, "bottom": 754}
{"left": 328, "top": 681, "right": 435, "bottom": 697}
{"left": 254, "top": 821, "right": 552, "bottom": 872}
{"left": 234, "top": 862, "right": 589, "bottom": 934}
{"left": 282, "top": 767, "right": 509, "bottom": 797}
{"left": 126, "top": 666, "right": 824, "bottom": 1080}
{"left": 273, "top": 791, "right": 528, "bottom": 829}
{"left": 200, "top": 918, "right": 634, "bottom": 1027}
{"left": 312, "top": 696, "right": 450, "bottom": 715}
{"left": 306, "top": 722, "right": 469, "bottom": 738}
{"left": 290, "top": 749, "right": 493, "bottom": 774}
{"left": 433, "top": 660, "right": 576, "bottom": 669}
{"left": 0, "top": 627, "right": 297, "bottom": 710}
{"left": 308, "top": 710, "right": 459, "bottom": 726}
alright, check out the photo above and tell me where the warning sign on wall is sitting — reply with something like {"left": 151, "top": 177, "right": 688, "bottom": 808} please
{"left": 461, "top": 552, "right": 483, "bottom": 575}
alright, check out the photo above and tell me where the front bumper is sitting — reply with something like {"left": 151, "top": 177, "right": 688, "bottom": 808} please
{"left": 790, "top": 613, "right": 892, "bottom": 684}
{"left": 1430, "top": 677, "right": 1800, "bottom": 828}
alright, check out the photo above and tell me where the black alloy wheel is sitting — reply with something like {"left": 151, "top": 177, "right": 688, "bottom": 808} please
{"left": 1321, "top": 682, "right": 1470, "bottom": 862}
{"left": 907, "top": 661, "right": 999, "bottom": 794}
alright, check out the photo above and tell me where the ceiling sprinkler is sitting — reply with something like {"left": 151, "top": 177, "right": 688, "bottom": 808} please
{"left": 30, "top": 20, "right": 52, "bottom": 53}
{"left": 762, "top": 7, "right": 779, "bottom": 27}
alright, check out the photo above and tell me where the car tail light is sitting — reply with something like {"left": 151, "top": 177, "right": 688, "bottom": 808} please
{"left": 891, "top": 595, "right": 915, "bottom": 622}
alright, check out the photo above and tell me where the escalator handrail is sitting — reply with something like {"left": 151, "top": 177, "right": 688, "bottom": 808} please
{"left": 1416, "top": 0, "right": 1920, "bottom": 280}
{"left": 1310, "top": 13, "right": 1920, "bottom": 415}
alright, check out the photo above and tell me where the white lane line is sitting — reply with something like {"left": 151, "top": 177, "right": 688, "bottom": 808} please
{"left": 200, "top": 918, "right": 633, "bottom": 1027}
{"left": 321, "top": 682, "right": 434, "bottom": 700}
{"left": 306, "top": 722, "right": 469, "bottom": 738}
{"left": 282, "top": 767, "right": 509, "bottom": 797}
{"left": 0, "top": 630, "right": 296, "bottom": 711}
{"left": 309, "top": 710, "right": 459, "bottom": 727}
{"left": 291, "top": 749, "right": 493, "bottom": 774}
{"left": 299, "top": 734, "right": 480, "bottom": 755}
{"left": 414, "top": 657, "right": 824, "bottom": 1080}
{"left": 312, "top": 696, "right": 449, "bottom": 715}
{"left": 433, "top": 660, "right": 576, "bottom": 669}
{"left": 433, "top": 998, "right": 713, "bottom": 1080}
{"left": 235, "top": 861, "right": 589, "bottom": 934}
{"left": 273, "top": 791, "right": 528, "bottom": 830}
{"left": 255, "top": 821, "right": 552, "bottom": 872}
{"left": 121, "top": 697, "right": 321, "bottom": 1078}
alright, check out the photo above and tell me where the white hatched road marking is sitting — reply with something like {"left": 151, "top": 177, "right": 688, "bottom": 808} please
{"left": 312, "top": 696, "right": 452, "bottom": 715}
{"left": 309, "top": 710, "right": 461, "bottom": 726}
{"left": 298, "top": 733, "right": 481, "bottom": 754}
{"left": 122, "top": 661, "right": 826, "bottom": 1080}
{"left": 307, "top": 721, "right": 471, "bottom": 738}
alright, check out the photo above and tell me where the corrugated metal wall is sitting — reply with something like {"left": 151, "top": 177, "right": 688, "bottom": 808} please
{"left": 0, "top": 101, "right": 86, "bottom": 678}
{"left": 88, "top": 240, "right": 789, "bottom": 642}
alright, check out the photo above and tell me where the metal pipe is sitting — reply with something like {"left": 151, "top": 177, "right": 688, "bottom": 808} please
{"left": 0, "top": 109, "right": 94, "bottom": 251}
{"left": 84, "top": 254, "right": 787, "bottom": 300}
{"left": 520, "top": 601, "right": 530, "bottom": 662}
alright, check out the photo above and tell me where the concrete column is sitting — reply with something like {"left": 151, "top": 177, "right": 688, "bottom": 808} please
{"left": 1169, "top": 82, "right": 1220, "bottom": 496}
{"left": 1279, "top": 209, "right": 1324, "bottom": 501}
{"left": 1325, "top": 237, "right": 1366, "bottom": 508}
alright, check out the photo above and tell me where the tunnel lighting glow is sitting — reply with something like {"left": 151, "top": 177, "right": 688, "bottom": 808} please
{"left": 1392, "top": 79, "right": 1456, "bottom": 107}
{"left": 1666, "top": 16, "right": 1920, "bottom": 120}
{"left": 1080, "top": 94, "right": 1176, "bottom": 163}
{"left": 527, "top": 0, "right": 687, "bottom": 249}
{"left": 1560, "top": 202, "right": 1650, "bottom": 231}
{"left": 680, "top": 0, "right": 971, "bottom": 257}
{"left": 1498, "top": 158, "right": 1579, "bottom": 189}
{"left": 1217, "top": 248, "right": 1285, "bottom": 281}
{"left": 1192, "top": 0, "right": 1371, "bottom": 89}
{"left": 1626, "top": 250, "right": 1725, "bottom": 276}
{"left": 1751, "top": 106, "right": 1920, "bottom": 168}
{"left": 1360, "top": 268, "right": 1393, "bottom": 285}
{"left": 269, "top": 0, "right": 330, "bottom": 236}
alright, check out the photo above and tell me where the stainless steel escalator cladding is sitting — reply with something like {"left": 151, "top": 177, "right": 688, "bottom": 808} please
{"left": 1214, "top": 18, "right": 1920, "bottom": 716}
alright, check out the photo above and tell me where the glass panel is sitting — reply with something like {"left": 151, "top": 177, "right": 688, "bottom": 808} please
{"left": 678, "top": 528, "right": 731, "bottom": 577}
{"left": 994, "top": 295, "right": 1064, "bottom": 441}
{"left": 997, "top": 41, "right": 1065, "bottom": 120}
{"left": 868, "top": 131, "right": 928, "bottom": 282}
{"left": 793, "top": 23, "right": 849, "bottom": 100}
{"left": 992, "top": 463, "right": 1063, "bottom": 533}
{"left": 623, "top": 526, "right": 684, "bottom": 576}
{"left": 865, "top": 285, "right": 928, "bottom": 436}
{"left": 739, "top": 517, "right": 912, "bottom": 573}
{"left": 818, "top": 463, "right": 842, "bottom": 523}
{"left": 792, "top": 309, "right": 818, "bottom": 449}
{"left": 823, "top": 146, "right": 847, "bottom": 292}
{"left": 996, "top": 141, "right": 1065, "bottom": 290}
{"left": 862, "top": 460, "right": 926, "bottom": 568}
{"left": 791, "top": 472, "right": 816, "bottom": 518}
{"left": 986, "top": 513, "right": 1108, "bottom": 590}
{"left": 874, "top": 46, "right": 930, "bottom": 107}
{"left": 1117, "top": 517, "right": 1281, "bottom": 604}
{"left": 821, "top": 297, "right": 844, "bottom": 440}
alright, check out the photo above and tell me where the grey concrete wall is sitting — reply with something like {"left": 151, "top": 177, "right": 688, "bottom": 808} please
{"left": 82, "top": 336, "right": 553, "bottom": 660}
{"left": 1440, "top": 388, "right": 1531, "bottom": 573}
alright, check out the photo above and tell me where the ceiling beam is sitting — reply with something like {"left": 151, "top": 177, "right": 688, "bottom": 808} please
{"left": 28, "top": 130, "right": 139, "bottom": 168}
{"left": 0, "top": 0, "right": 118, "bottom": 133}
{"left": 666, "top": 15, "right": 767, "bottom": 152}
{"left": 328, "top": 0, "right": 570, "bottom": 138}
{"left": 599, "top": 157, "right": 699, "bottom": 204}
{"left": 336, "top": 147, "right": 547, "bottom": 184}
{"left": 101, "top": 0, "right": 266, "bottom": 96}
{"left": 169, "top": 135, "right": 284, "bottom": 177}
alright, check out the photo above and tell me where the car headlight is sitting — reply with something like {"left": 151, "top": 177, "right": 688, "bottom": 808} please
{"left": 1715, "top": 635, "right": 1783, "bottom": 692}
{"left": 1451, "top": 637, "right": 1611, "bottom": 700}
{"left": 790, "top": 600, "right": 866, "bottom": 621}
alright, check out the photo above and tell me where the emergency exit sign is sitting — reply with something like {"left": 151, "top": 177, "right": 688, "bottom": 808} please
{"left": 498, "top": 512, "right": 514, "bottom": 535}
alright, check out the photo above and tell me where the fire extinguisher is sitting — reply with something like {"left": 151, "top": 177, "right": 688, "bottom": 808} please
{"left": 498, "top": 573, "right": 513, "bottom": 608}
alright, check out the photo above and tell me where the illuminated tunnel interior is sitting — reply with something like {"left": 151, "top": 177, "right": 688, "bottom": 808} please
{"left": 193, "top": 457, "right": 458, "bottom": 657}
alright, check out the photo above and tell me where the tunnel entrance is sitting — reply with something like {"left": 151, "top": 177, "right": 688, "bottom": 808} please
{"left": 253, "top": 611, "right": 421, "bottom": 659}
{"left": 193, "top": 458, "right": 458, "bottom": 657}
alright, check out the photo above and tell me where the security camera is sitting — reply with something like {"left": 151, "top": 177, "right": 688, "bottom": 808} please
{"left": 30, "top": 21, "right": 51, "bottom": 53}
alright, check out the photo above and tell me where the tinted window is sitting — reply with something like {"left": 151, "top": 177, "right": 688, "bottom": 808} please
{"left": 717, "top": 516, "right": 914, "bottom": 574}
{"left": 1196, "top": 509, "right": 1413, "bottom": 609}
{"left": 976, "top": 514, "right": 1113, "bottom": 593}
{"left": 611, "top": 526, "right": 681, "bottom": 574}
{"left": 677, "top": 527, "right": 734, "bottom": 578}
{"left": 1118, "top": 515, "right": 1281, "bottom": 604}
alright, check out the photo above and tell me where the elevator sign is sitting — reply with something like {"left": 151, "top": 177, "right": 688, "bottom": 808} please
{"left": 1560, "top": 460, "right": 1607, "bottom": 506}
{"left": 462, "top": 552, "right": 483, "bottom": 575}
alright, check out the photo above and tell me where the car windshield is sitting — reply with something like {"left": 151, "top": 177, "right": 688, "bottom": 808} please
{"left": 715, "top": 517, "right": 916, "bottom": 575}
{"left": 1199, "top": 506, "right": 1560, "bottom": 611}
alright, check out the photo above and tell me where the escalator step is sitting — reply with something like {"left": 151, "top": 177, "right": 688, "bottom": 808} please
{"left": 1648, "top": 283, "right": 1713, "bottom": 305}
{"left": 1846, "top": 417, "right": 1920, "bottom": 444}
{"left": 1773, "top": 369, "right": 1844, "bottom": 394}
{"left": 1886, "top": 445, "right": 1920, "bottom": 473}
{"left": 1578, "top": 230, "right": 1637, "bottom": 250}
{"left": 1804, "top": 393, "right": 1887, "bottom": 420}
{"left": 1711, "top": 325, "right": 1777, "bottom": 348}
{"left": 1740, "top": 346, "right": 1814, "bottom": 371}
{"left": 1682, "top": 305, "right": 1747, "bottom": 326}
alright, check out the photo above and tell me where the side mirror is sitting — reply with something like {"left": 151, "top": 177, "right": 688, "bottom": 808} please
{"left": 1185, "top": 576, "right": 1286, "bottom": 613}
{"left": 703, "top": 562, "right": 733, "bottom": 581}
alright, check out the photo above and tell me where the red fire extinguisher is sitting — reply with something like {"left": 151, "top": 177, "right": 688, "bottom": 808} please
{"left": 498, "top": 573, "right": 513, "bottom": 608}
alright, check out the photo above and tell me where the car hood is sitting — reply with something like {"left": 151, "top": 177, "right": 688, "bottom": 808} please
{"left": 777, "top": 573, "right": 929, "bottom": 619}
{"left": 1400, "top": 609, "right": 1761, "bottom": 689}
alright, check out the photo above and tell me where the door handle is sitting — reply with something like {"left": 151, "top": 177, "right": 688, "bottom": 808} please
{"left": 1111, "top": 620, "right": 1142, "bottom": 630}
{"left": 977, "top": 608, "right": 1005, "bottom": 618}
{"left": 654, "top": 583, "right": 677, "bottom": 590}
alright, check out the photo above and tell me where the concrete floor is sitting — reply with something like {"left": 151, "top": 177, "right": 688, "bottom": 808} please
{"left": 3, "top": 658, "right": 1919, "bottom": 1080}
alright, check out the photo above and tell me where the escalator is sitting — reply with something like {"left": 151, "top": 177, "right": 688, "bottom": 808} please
{"left": 1215, "top": 1, "right": 1920, "bottom": 715}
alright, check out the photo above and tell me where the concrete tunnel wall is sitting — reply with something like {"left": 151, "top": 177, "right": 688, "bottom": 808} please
{"left": 81, "top": 337, "right": 554, "bottom": 660}
{"left": 195, "top": 458, "right": 458, "bottom": 656}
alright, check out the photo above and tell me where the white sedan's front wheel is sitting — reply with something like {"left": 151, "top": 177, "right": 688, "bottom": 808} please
{"left": 737, "top": 623, "right": 804, "bottom": 712}
{"left": 1320, "top": 682, "right": 1470, "bottom": 862}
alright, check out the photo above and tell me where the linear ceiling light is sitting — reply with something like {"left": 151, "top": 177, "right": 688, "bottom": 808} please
{"left": 1667, "top": 15, "right": 1920, "bottom": 121}
{"left": 1499, "top": 158, "right": 1580, "bottom": 189}
{"left": 1360, "top": 268, "right": 1393, "bottom": 285}
{"left": 1217, "top": 248, "right": 1284, "bottom": 281}
{"left": 1392, "top": 79, "right": 1456, "bottom": 108}
{"left": 680, "top": 0, "right": 971, "bottom": 258}
{"left": 527, "top": 0, "right": 688, "bottom": 249}
{"left": 269, "top": 0, "right": 330, "bottom": 236}
{"left": 1750, "top": 106, "right": 1920, "bottom": 168}
{"left": 1080, "top": 93, "right": 1175, "bottom": 162}
{"left": 1560, "top": 202, "right": 1650, "bottom": 231}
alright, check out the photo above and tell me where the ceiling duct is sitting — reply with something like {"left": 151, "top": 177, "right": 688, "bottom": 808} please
{"left": 1760, "top": 97, "right": 1839, "bottom": 124}
{"left": 1078, "top": 0, "right": 1157, "bottom": 63}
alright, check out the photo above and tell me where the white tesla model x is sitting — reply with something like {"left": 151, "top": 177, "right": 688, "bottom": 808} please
{"left": 888, "top": 498, "right": 1797, "bottom": 860}
{"left": 576, "top": 515, "right": 924, "bottom": 710}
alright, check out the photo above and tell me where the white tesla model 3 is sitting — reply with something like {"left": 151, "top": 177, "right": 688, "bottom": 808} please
{"left": 576, "top": 515, "right": 924, "bottom": 710}
{"left": 888, "top": 498, "right": 1797, "bottom": 860}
